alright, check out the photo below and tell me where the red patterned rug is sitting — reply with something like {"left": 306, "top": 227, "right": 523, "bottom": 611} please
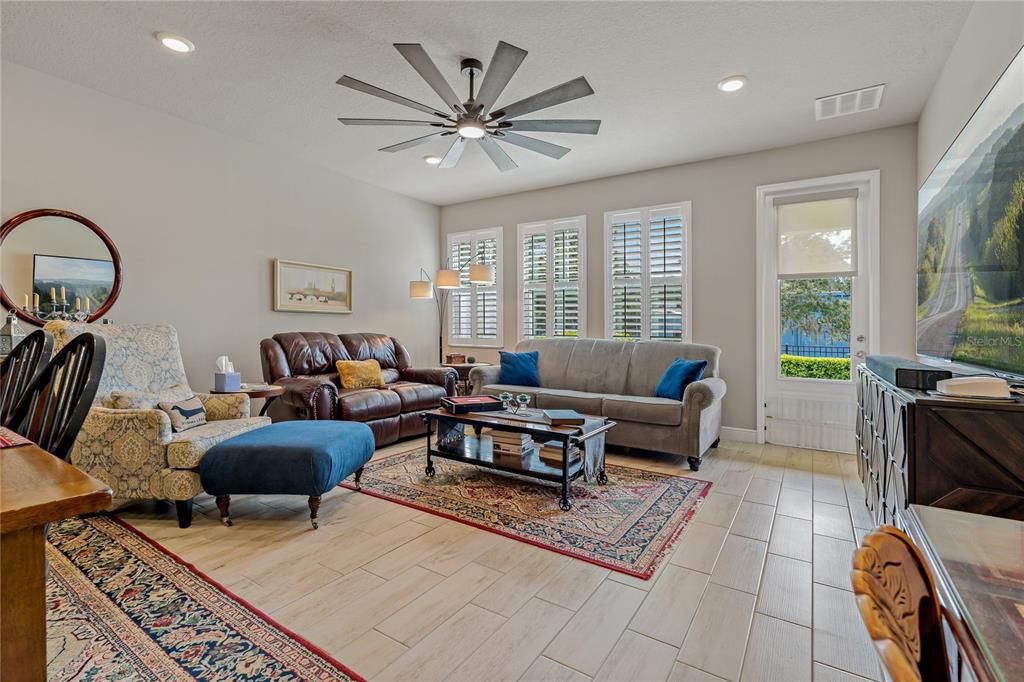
{"left": 46, "top": 515, "right": 363, "bottom": 681}
{"left": 344, "top": 447, "right": 711, "bottom": 578}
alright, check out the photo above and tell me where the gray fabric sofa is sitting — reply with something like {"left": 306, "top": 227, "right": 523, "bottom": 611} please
{"left": 469, "top": 338, "right": 727, "bottom": 470}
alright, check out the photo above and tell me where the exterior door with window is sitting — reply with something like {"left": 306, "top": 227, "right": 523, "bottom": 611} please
{"left": 758, "top": 172, "right": 878, "bottom": 453}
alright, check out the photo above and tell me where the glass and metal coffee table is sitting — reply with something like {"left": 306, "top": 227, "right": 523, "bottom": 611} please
{"left": 422, "top": 408, "right": 615, "bottom": 511}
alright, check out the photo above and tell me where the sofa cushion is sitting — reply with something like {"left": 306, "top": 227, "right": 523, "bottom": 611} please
{"left": 498, "top": 351, "right": 540, "bottom": 386}
{"left": 563, "top": 339, "right": 635, "bottom": 394}
{"left": 337, "top": 387, "right": 401, "bottom": 421}
{"left": 336, "top": 359, "right": 386, "bottom": 389}
{"left": 602, "top": 395, "right": 683, "bottom": 427}
{"left": 158, "top": 395, "right": 208, "bottom": 432}
{"left": 339, "top": 333, "right": 404, "bottom": 371}
{"left": 272, "top": 332, "right": 352, "bottom": 376}
{"left": 534, "top": 388, "right": 604, "bottom": 415}
{"left": 166, "top": 417, "right": 272, "bottom": 469}
{"left": 654, "top": 359, "right": 708, "bottom": 400}
{"left": 389, "top": 381, "right": 447, "bottom": 412}
{"left": 624, "top": 341, "right": 721, "bottom": 397}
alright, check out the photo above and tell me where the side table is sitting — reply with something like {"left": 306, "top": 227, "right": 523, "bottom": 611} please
{"left": 211, "top": 384, "right": 285, "bottom": 417}
{"left": 441, "top": 362, "right": 492, "bottom": 395}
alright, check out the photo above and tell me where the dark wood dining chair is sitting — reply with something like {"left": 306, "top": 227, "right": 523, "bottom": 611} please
{"left": 851, "top": 525, "right": 951, "bottom": 682}
{"left": 6, "top": 332, "right": 105, "bottom": 461}
{"left": 0, "top": 329, "right": 54, "bottom": 427}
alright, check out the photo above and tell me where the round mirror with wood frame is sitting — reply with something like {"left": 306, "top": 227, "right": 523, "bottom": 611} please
{"left": 0, "top": 209, "right": 123, "bottom": 326}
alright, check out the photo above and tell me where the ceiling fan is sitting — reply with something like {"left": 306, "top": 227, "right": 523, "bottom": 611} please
{"left": 336, "top": 41, "right": 600, "bottom": 172}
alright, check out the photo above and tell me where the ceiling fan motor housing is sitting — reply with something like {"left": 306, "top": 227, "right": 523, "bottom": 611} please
{"left": 460, "top": 58, "right": 483, "bottom": 79}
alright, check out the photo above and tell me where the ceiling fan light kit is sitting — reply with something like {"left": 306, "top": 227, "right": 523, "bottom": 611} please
{"left": 337, "top": 41, "right": 600, "bottom": 171}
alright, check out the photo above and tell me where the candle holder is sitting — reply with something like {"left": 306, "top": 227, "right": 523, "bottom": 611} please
{"left": 24, "top": 302, "right": 90, "bottom": 323}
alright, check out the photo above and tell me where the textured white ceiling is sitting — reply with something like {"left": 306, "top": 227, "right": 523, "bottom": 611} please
{"left": 1, "top": 1, "right": 970, "bottom": 205}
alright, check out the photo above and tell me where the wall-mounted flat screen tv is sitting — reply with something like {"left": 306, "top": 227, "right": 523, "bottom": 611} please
{"left": 917, "top": 45, "right": 1024, "bottom": 377}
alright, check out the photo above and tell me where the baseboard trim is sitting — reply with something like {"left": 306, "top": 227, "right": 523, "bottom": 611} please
{"left": 720, "top": 427, "right": 759, "bottom": 444}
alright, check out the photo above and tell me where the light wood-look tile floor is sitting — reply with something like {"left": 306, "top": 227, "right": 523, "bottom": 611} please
{"left": 120, "top": 440, "right": 883, "bottom": 682}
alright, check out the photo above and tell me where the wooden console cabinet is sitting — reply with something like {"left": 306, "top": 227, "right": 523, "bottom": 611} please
{"left": 855, "top": 364, "right": 1024, "bottom": 526}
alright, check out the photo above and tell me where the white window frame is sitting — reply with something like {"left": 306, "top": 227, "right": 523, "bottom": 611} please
{"left": 603, "top": 201, "right": 693, "bottom": 342}
{"left": 446, "top": 226, "right": 503, "bottom": 348}
{"left": 517, "top": 216, "right": 588, "bottom": 341}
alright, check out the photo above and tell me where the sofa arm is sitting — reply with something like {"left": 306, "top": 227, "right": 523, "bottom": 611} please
{"left": 276, "top": 376, "right": 338, "bottom": 420}
{"left": 469, "top": 365, "right": 502, "bottom": 394}
{"left": 400, "top": 367, "right": 459, "bottom": 396}
{"left": 682, "top": 377, "right": 727, "bottom": 411}
{"left": 195, "top": 392, "right": 251, "bottom": 420}
{"left": 71, "top": 406, "right": 173, "bottom": 474}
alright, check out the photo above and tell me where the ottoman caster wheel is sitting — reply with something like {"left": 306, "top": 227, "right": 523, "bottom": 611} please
{"left": 558, "top": 499, "right": 572, "bottom": 512}
{"left": 311, "top": 519, "right": 319, "bottom": 530}
{"left": 425, "top": 465, "right": 435, "bottom": 478}
{"left": 597, "top": 471, "right": 608, "bottom": 485}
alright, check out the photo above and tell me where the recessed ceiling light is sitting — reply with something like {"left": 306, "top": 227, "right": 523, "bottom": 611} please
{"left": 717, "top": 75, "right": 747, "bottom": 93}
{"left": 423, "top": 155, "right": 442, "bottom": 165}
{"left": 156, "top": 32, "right": 195, "bottom": 54}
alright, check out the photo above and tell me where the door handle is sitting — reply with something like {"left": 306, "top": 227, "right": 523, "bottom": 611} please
{"left": 855, "top": 350, "right": 865, "bottom": 358}
{"left": 856, "top": 335, "right": 865, "bottom": 342}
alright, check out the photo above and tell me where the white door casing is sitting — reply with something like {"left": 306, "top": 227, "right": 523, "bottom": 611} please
{"left": 755, "top": 170, "right": 880, "bottom": 453}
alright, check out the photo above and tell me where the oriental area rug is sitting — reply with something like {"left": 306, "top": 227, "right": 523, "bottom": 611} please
{"left": 46, "top": 516, "right": 363, "bottom": 682}
{"left": 344, "top": 447, "right": 712, "bottom": 578}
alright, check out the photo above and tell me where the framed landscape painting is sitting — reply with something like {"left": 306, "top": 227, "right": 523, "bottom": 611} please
{"left": 274, "top": 259, "right": 352, "bottom": 314}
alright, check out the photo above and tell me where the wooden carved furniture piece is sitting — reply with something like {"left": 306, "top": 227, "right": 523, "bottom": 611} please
{"left": 1, "top": 443, "right": 112, "bottom": 682}
{"left": 855, "top": 364, "right": 1024, "bottom": 526}
{"left": 851, "top": 525, "right": 951, "bottom": 681}
{"left": 904, "top": 505, "right": 1023, "bottom": 682}
{"left": 0, "top": 329, "right": 53, "bottom": 426}
{"left": 422, "top": 408, "right": 615, "bottom": 511}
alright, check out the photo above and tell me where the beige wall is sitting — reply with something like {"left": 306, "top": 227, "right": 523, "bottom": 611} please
{"left": 441, "top": 124, "right": 919, "bottom": 432}
{"left": 917, "top": 1, "right": 1024, "bottom": 185}
{"left": 1, "top": 63, "right": 441, "bottom": 387}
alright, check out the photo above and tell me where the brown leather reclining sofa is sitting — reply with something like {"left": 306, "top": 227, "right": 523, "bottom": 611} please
{"left": 259, "top": 332, "right": 457, "bottom": 445}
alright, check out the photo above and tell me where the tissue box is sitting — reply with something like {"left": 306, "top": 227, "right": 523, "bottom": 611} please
{"left": 215, "top": 372, "right": 241, "bottom": 392}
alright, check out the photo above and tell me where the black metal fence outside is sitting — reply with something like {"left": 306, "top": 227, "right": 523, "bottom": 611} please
{"left": 780, "top": 344, "right": 850, "bottom": 358}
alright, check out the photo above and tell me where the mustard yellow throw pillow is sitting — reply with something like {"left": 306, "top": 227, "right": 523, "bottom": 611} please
{"left": 336, "top": 359, "right": 386, "bottom": 389}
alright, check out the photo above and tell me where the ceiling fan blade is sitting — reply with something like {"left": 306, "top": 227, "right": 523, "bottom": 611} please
{"left": 475, "top": 41, "right": 528, "bottom": 115}
{"left": 337, "top": 75, "right": 450, "bottom": 118}
{"left": 505, "top": 119, "right": 601, "bottom": 134}
{"left": 490, "top": 76, "right": 595, "bottom": 122}
{"left": 497, "top": 132, "right": 571, "bottom": 159}
{"left": 394, "top": 43, "right": 466, "bottom": 115}
{"left": 379, "top": 131, "right": 447, "bottom": 152}
{"left": 438, "top": 137, "right": 467, "bottom": 169}
{"left": 339, "top": 118, "right": 446, "bottom": 126}
{"left": 479, "top": 136, "right": 518, "bottom": 172}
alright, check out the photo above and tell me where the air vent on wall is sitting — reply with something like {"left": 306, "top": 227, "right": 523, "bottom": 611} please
{"left": 815, "top": 84, "right": 885, "bottom": 120}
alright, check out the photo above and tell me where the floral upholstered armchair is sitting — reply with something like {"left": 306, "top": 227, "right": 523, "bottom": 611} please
{"left": 45, "top": 321, "right": 270, "bottom": 527}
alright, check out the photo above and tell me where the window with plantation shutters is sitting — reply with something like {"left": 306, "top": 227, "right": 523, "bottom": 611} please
{"left": 604, "top": 202, "right": 691, "bottom": 342}
{"left": 446, "top": 227, "right": 503, "bottom": 346}
{"left": 518, "top": 217, "right": 586, "bottom": 340}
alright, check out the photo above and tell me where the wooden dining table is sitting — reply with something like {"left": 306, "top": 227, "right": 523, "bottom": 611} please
{"left": 905, "top": 504, "right": 1024, "bottom": 682}
{"left": 1, "top": 443, "right": 112, "bottom": 682}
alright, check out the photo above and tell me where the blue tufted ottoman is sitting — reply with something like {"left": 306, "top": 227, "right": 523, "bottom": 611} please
{"left": 200, "top": 421, "right": 375, "bottom": 529}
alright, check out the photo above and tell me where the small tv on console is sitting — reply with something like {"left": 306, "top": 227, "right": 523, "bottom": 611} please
{"left": 917, "top": 45, "right": 1024, "bottom": 379}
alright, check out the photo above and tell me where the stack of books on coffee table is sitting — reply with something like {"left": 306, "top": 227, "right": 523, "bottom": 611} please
{"left": 537, "top": 440, "right": 581, "bottom": 468}
{"left": 484, "top": 429, "right": 534, "bottom": 459}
